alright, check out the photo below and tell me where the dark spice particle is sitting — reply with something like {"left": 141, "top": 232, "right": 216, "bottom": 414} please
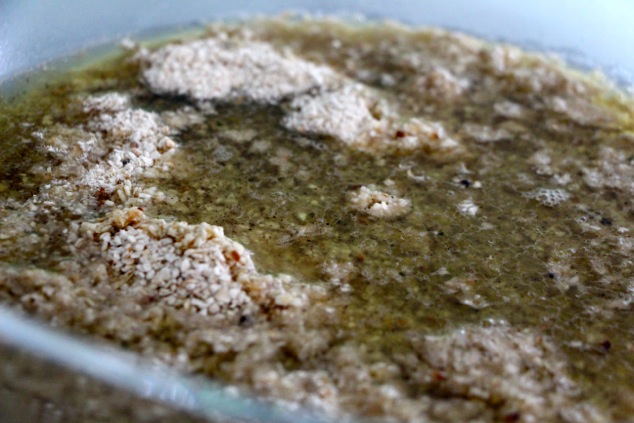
{"left": 239, "top": 315, "right": 253, "bottom": 327}
{"left": 547, "top": 271, "right": 555, "bottom": 279}
{"left": 600, "top": 340, "right": 612, "bottom": 353}
{"left": 600, "top": 217, "right": 612, "bottom": 226}
{"left": 504, "top": 412, "right": 521, "bottom": 423}
{"left": 460, "top": 179, "right": 471, "bottom": 188}
{"left": 431, "top": 369, "right": 446, "bottom": 382}
{"left": 94, "top": 187, "right": 111, "bottom": 205}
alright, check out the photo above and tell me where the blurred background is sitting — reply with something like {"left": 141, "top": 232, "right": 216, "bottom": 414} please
{"left": 2, "top": 0, "right": 634, "bottom": 85}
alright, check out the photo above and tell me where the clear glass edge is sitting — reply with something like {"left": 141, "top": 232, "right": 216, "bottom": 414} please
{"left": 0, "top": 306, "right": 348, "bottom": 423}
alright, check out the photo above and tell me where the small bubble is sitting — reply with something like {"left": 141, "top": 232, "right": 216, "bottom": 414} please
{"left": 525, "top": 188, "right": 570, "bottom": 207}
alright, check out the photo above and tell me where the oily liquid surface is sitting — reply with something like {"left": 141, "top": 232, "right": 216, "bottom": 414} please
{"left": 1, "top": 20, "right": 634, "bottom": 419}
{"left": 151, "top": 101, "right": 633, "bottom": 411}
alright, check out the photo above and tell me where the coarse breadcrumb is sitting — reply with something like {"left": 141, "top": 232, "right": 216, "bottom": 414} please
{"left": 78, "top": 207, "right": 309, "bottom": 317}
{"left": 284, "top": 83, "right": 461, "bottom": 155}
{"left": 419, "top": 325, "right": 603, "bottom": 423}
{"left": 143, "top": 38, "right": 339, "bottom": 103}
{"left": 457, "top": 198, "right": 479, "bottom": 216}
{"left": 347, "top": 185, "right": 412, "bottom": 219}
{"left": 142, "top": 35, "right": 461, "bottom": 157}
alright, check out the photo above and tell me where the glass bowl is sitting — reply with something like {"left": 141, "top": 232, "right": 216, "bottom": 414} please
{"left": 1, "top": 1, "right": 633, "bottom": 422}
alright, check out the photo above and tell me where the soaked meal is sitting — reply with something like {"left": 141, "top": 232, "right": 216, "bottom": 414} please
{"left": 1, "top": 17, "right": 633, "bottom": 422}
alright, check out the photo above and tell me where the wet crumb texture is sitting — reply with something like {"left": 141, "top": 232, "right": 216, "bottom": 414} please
{"left": 1, "top": 17, "right": 634, "bottom": 423}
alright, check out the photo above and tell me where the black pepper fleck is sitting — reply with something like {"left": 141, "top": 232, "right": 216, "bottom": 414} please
{"left": 239, "top": 315, "right": 253, "bottom": 327}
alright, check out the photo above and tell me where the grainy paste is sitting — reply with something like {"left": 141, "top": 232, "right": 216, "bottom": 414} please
{"left": 1, "top": 17, "right": 634, "bottom": 422}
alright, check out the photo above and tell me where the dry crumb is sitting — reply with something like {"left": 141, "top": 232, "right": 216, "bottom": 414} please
{"left": 83, "top": 92, "right": 130, "bottom": 113}
{"left": 347, "top": 185, "right": 412, "bottom": 219}
{"left": 443, "top": 277, "right": 489, "bottom": 309}
{"left": 79, "top": 207, "right": 310, "bottom": 317}
{"left": 144, "top": 34, "right": 462, "bottom": 158}
{"left": 322, "top": 261, "right": 356, "bottom": 287}
{"left": 528, "top": 150, "right": 554, "bottom": 176}
{"left": 457, "top": 198, "right": 479, "bottom": 216}
{"left": 419, "top": 325, "right": 600, "bottom": 422}
{"left": 547, "top": 258, "right": 584, "bottom": 293}
{"left": 494, "top": 100, "right": 525, "bottom": 119}
{"left": 284, "top": 83, "right": 460, "bottom": 155}
{"left": 283, "top": 84, "right": 374, "bottom": 144}
{"left": 416, "top": 67, "right": 471, "bottom": 100}
{"left": 143, "top": 38, "right": 339, "bottom": 103}
{"left": 79, "top": 100, "right": 176, "bottom": 208}
{"left": 406, "top": 168, "right": 427, "bottom": 183}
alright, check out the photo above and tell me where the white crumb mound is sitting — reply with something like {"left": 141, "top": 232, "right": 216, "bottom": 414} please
{"left": 284, "top": 83, "right": 461, "bottom": 155}
{"left": 79, "top": 207, "right": 308, "bottom": 318}
{"left": 22, "top": 92, "right": 313, "bottom": 324}
{"left": 283, "top": 84, "right": 372, "bottom": 145}
{"left": 347, "top": 185, "right": 412, "bottom": 219}
{"left": 0, "top": 93, "right": 177, "bottom": 256}
{"left": 421, "top": 325, "right": 599, "bottom": 422}
{"left": 142, "top": 36, "right": 461, "bottom": 157}
{"left": 143, "top": 38, "right": 338, "bottom": 103}
{"left": 142, "top": 36, "right": 459, "bottom": 158}
{"left": 73, "top": 95, "right": 313, "bottom": 319}
{"left": 80, "top": 93, "right": 177, "bottom": 208}
{"left": 83, "top": 92, "right": 131, "bottom": 113}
